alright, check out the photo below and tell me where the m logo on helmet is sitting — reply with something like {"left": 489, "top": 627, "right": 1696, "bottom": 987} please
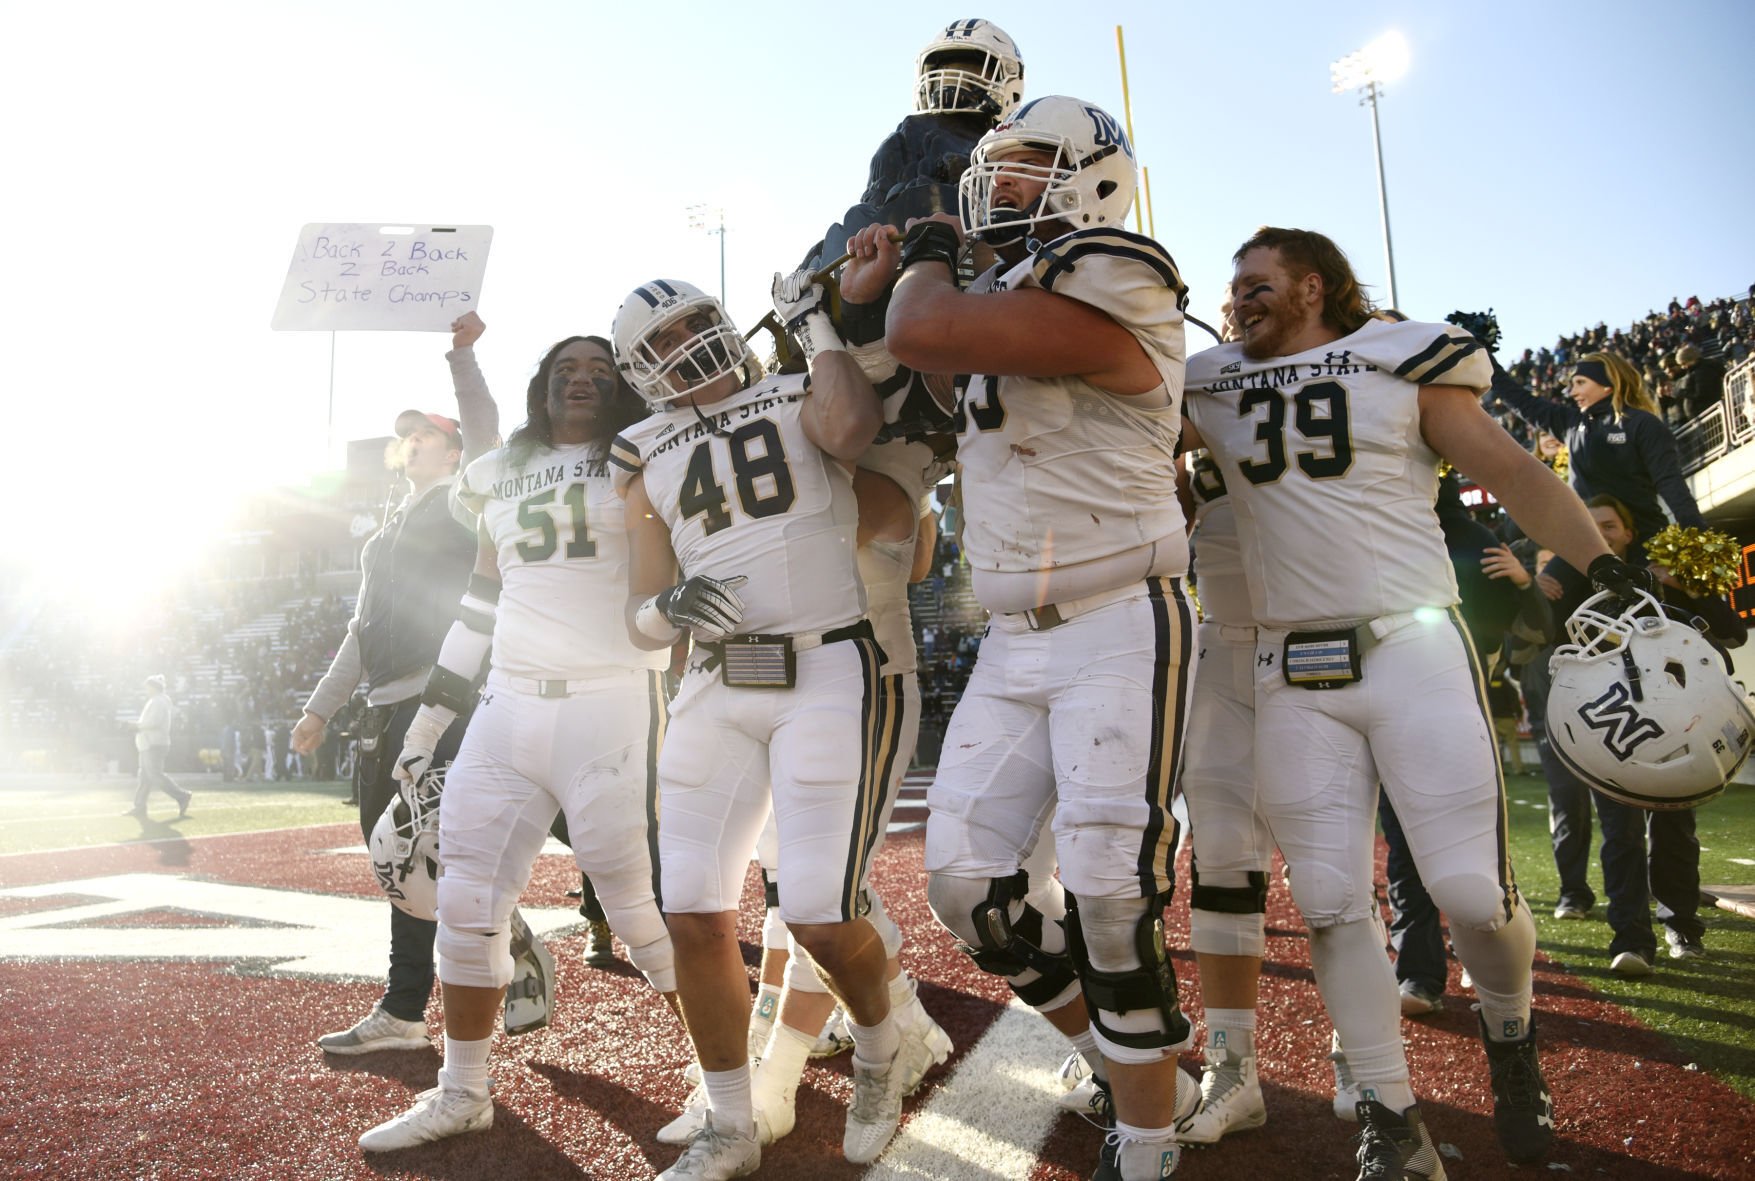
{"left": 1084, "top": 105, "right": 1132, "bottom": 157}
{"left": 1577, "top": 681, "right": 1665, "bottom": 761}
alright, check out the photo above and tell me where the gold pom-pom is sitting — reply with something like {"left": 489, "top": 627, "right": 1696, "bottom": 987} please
{"left": 1644, "top": 524, "right": 1743, "bottom": 599}
{"left": 1547, "top": 445, "right": 1569, "bottom": 483}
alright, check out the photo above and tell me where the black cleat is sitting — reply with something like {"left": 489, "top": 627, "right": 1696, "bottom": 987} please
{"left": 1480, "top": 1014, "right": 1554, "bottom": 1163}
{"left": 1354, "top": 1100, "right": 1445, "bottom": 1180}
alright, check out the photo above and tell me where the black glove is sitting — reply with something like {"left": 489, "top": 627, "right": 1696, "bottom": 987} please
{"left": 655, "top": 574, "right": 748, "bottom": 640}
{"left": 1587, "top": 554, "right": 1657, "bottom": 604}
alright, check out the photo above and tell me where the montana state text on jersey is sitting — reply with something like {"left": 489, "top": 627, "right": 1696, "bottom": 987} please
{"left": 1184, "top": 317, "right": 1491, "bottom": 629}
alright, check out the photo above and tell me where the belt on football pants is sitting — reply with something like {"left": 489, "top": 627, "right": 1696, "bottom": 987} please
{"left": 695, "top": 618, "right": 876, "bottom": 672}
{"left": 1008, "top": 580, "right": 1152, "bottom": 633}
{"left": 500, "top": 668, "right": 639, "bottom": 699}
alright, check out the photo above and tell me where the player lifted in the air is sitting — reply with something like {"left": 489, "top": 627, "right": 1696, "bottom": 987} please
{"left": 881, "top": 95, "right": 1201, "bottom": 1181}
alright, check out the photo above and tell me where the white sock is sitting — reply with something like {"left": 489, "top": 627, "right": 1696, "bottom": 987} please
{"left": 1204, "top": 1007, "right": 1256, "bottom": 1056}
{"left": 1068, "top": 1026, "right": 1106, "bottom": 1081}
{"left": 439, "top": 1035, "right": 491, "bottom": 1099}
{"left": 755, "top": 1022, "right": 813, "bottom": 1101}
{"left": 1115, "top": 1118, "right": 1177, "bottom": 1144}
{"left": 887, "top": 972, "right": 917, "bottom": 1010}
{"left": 849, "top": 1013, "right": 900, "bottom": 1068}
{"left": 749, "top": 984, "right": 782, "bottom": 1049}
{"left": 702, "top": 1065, "right": 753, "bottom": 1132}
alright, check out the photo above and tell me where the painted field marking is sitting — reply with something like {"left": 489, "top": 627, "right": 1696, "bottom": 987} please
{"left": 870, "top": 999, "right": 1066, "bottom": 1181}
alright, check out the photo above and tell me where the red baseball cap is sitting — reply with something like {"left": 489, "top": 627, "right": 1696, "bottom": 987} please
{"left": 395, "top": 410, "right": 462, "bottom": 449}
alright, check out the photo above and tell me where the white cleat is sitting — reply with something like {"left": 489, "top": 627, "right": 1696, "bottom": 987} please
{"left": 358, "top": 1086, "right": 491, "bottom": 1152}
{"left": 843, "top": 1032, "right": 935, "bottom": 1164}
{"left": 318, "top": 1006, "right": 430, "bottom": 1055}
{"left": 894, "top": 990, "right": 953, "bottom": 1093}
{"left": 658, "top": 1112, "right": 760, "bottom": 1179}
{"left": 1056, "top": 1052, "right": 1102, "bottom": 1114}
{"left": 811, "top": 1006, "right": 856, "bottom": 1058}
{"left": 1177, "top": 1044, "right": 1266, "bottom": 1144}
{"left": 658, "top": 1080, "right": 711, "bottom": 1146}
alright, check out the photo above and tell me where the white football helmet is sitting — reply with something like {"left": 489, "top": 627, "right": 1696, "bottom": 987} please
{"left": 958, "top": 95, "right": 1137, "bottom": 245}
{"left": 612, "top": 279, "right": 757, "bottom": 409}
{"left": 369, "top": 767, "right": 444, "bottom": 919}
{"left": 1546, "top": 590, "right": 1755, "bottom": 810}
{"left": 914, "top": 19, "right": 1024, "bottom": 117}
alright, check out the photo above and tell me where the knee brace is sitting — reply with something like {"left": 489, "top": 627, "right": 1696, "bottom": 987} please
{"left": 927, "top": 871, "right": 1080, "bottom": 1009}
{"left": 861, "top": 887, "right": 904, "bottom": 961}
{"left": 435, "top": 874, "right": 516, "bottom": 989}
{"left": 783, "top": 939, "right": 831, "bottom": 995}
{"left": 1189, "top": 867, "right": 1268, "bottom": 958}
{"left": 1065, "top": 892, "right": 1192, "bottom": 1064}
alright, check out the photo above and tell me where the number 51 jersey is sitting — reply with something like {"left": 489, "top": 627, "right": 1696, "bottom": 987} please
{"left": 456, "top": 442, "right": 670, "bottom": 679}
{"left": 610, "top": 372, "right": 866, "bottom": 636}
{"left": 1184, "top": 317, "right": 1491, "bottom": 631}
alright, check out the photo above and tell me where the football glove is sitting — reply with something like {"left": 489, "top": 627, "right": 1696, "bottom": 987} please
{"left": 1588, "top": 553, "right": 1658, "bottom": 606}
{"left": 654, "top": 574, "right": 749, "bottom": 641}
{"left": 771, "top": 267, "right": 844, "bottom": 363}
{"left": 393, "top": 704, "right": 454, "bottom": 787}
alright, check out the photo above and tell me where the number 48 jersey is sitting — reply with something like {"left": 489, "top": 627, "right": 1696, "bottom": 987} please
{"left": 609, "top": 372, "right": 866, "bottom": 637}
{"left": 1184, "top": 317, "right": 1491, "bottom": 631}
{"left": 457, "top": 442, "right": 670, "bottom": 680}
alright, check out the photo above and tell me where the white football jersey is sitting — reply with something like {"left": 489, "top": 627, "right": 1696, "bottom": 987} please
{"left": 956, "top": 228, "right": 1189, "bottom": 605}
{"left": 610, "top": 373, "right": 865, "bottom": 636}
{"left": 1187, "top": 451, "right": 1253, "bottom": 628}
{"left": 457, "top": 442, "right": 669, "bottom": 679}
{"left": 1185, "top": 318, "right": 1492, "bottom": 630}
{"left": 856, "top": 437, "right": 951, "bottom": 675}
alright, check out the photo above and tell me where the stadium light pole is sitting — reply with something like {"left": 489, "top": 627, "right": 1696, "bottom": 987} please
{"left": 688, "top": 204, "right": 727, "bottom": 305}
{"left": 1330, "top": 31, "right": 1409, "bottom": 310}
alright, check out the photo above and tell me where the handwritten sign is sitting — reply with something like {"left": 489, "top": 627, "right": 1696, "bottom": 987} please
{"left": 271, "top": 223, "right": 492, "bottom": 331}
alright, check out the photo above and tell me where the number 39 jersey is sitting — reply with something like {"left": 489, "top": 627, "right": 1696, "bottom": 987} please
{"left": 1184, "top": 317, "right": 1491, "bottom": 630}
{"left": 610, "top": 372, "right": 866, "bottom": 636}
{"left": 456, "top": 443, "right": 669, "bottom": 680}
{"left": 956, "top": 228, "right": 1190, "bottom": 603}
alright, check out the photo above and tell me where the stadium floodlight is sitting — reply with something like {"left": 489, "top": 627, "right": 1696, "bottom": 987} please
{"left": 1330, "top": 31, "right": 1409, "bottom": 309}
{"left": 687, "top": 204, "right": 727, "bottom": 305}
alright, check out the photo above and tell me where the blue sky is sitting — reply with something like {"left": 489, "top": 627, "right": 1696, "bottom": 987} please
{"left": 7, "top": 0, "right": 1753, "bottom": 591}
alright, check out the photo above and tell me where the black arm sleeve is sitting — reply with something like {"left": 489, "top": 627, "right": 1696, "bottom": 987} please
{"left": 1490, "top": 365, "right": 1580, "bottom": 438}
{"left": 1631, "top": 414, "right": 1706, "bottom": 528}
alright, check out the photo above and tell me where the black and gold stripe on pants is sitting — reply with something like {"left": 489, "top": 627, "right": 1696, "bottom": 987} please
{"left": 839, "top": 639, "right": 900, "bottom": 922}
{"left": 1135, "top": 576, "right": 1194, "bottom": 898}
{"left": 1445, "top": 607, "right": 1519, "bottom": 923}
{"left": 642, "top": 668, "right": 669, "bottom": 911}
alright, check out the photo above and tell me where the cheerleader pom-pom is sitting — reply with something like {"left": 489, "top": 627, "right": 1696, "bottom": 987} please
{"left": 1644, "top": 524, "right": 1742, "bottom": 599}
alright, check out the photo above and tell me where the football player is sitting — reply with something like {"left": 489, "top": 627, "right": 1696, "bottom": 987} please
{"left": 1181, "top": 227, "right": 1647, "bottom": 1176}
{"left": 358, "top": 325, "right": 681, "bottom": 1151}
{"left": 884, "top": 95, "right": 1200, "bottom": 1181}
{"left": 612, "top": 276, "right": 935, "bottom": 1178}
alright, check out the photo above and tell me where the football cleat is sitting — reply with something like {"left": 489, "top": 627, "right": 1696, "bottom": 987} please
{"left": 843, "top": 1032, "right": 936, "bottom": 1164}
{"left": 658, "top": 1111, "right": 760, "bottom": 1180}
{"left": 358, "top": 1086, "right": 492, "bottom": 1152}
{"left": 504, "top": 908, "right": 556, "bottom": 1036}
{"left": 318, "top": 1006, "right": 429, "bottom": 1056}
{"left": 1398, "top": 980, "right": 1444, "bottom": 1018}
{"left": 1094, "top": 1128, "right": 1181, "bottom": 1180}
{"left": 657, "top": 1081, "right": 712, "bottom": 1146}
{"left": 1353, "top": 1100, "right": 1446, "bottom": 1180}
{"left": 1178, "top": 1043, "right": 1266, "bottom": 1144}
{"left": 1480, "top": 1015, "right": 1554, "bottom": 1164}
{"left": 811, "top": 1006, "right": 856, "bottom": 1058}
{"left": 584, "top": 919, "right": 618, "bottom": 967}
{"left": 1055, "top": 1051, "right": 1101, "bottom": 1113}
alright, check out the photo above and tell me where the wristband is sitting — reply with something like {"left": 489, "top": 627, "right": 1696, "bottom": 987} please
{"left": 635, "top": 595, "right": 683, "bottom": 644}
{"left": 898, "top": 221, "right": 962, "bottom": 275}
{"left": 792, "top": 309, "right": 847, "bottom": 363}
{"left": 839, "top": 294, "right": 890, "bottom": 346}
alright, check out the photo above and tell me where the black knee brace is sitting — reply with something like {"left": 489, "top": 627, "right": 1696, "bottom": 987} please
{"left": 1064, "top": 892, "right": 1192, "bottom": 1053}
{"left": 1189, "top": 866, "right": 1269, "bottom": 915}
{"left": 960, "top": 871, "right": 1079, "bottom": 1008}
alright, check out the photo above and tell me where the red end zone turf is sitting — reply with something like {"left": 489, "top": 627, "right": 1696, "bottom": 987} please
{"left": 0, "top": 824, "right": 1750, "bottom": 1179}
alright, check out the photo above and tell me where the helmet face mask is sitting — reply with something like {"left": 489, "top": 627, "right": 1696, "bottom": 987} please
{"left": 369, "top": 768, "right": 444, "bottom": 920}
{"left": 612, "top": 280, "right": 755, "bottom": 410}
{"left": 959, "top": 96, "right": 1136, "bottom": 245}
{"left": 914, "top": 19, "right": 1023, "bottom": 117}
{"left": 1546, "top": 590, "right": 1755, "bottom": 810}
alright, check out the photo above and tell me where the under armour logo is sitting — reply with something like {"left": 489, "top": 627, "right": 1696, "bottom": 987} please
{"left": 1577, "top": 681, "right": 1665, "bottom": 760}
{"left": 1257, "top": 652, "right": 1276, "bottom": 667}
{"left": 1324, "top": 350, "right": 1353, "bottom": 367}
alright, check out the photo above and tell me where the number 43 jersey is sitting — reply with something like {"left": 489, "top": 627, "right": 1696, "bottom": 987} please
{"left": 610, "top": 372, "right": 866, "bottom": 637}
{"left": 1184, "top": 317, "right": 1491, "bottom": 631}
{"left": 457, "top": 442, "right": 670, "bottom": 680}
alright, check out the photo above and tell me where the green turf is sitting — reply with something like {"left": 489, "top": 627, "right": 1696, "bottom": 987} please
{"left": 1500, "top": 771, "right": 1755, "bottom": 1100}
{"left": 0, "top": 773, "right": 360, "bottom": 856}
